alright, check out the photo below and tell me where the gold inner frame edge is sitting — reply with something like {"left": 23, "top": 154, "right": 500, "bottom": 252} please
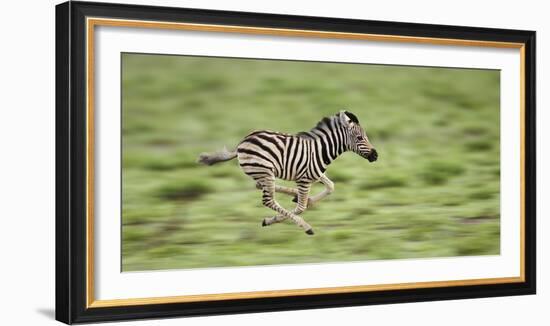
{"left": 85, "top": 17, "right": 527, "bottom": 308}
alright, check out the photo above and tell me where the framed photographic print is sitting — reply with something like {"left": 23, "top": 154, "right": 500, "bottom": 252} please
{"left": 55, "top": 1, "right": 536, "bottom": 324}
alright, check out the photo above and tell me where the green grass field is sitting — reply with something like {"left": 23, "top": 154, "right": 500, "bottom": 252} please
{"left": 121, "top": 53, "right": 500, "bottom": 272}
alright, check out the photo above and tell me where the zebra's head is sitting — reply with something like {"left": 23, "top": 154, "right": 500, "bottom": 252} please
{"left": 339, "top": 110, "right": 378, "bottom": 162}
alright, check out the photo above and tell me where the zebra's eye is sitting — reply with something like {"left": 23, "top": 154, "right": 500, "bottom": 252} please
{"left": 356, "top": 136, "right": 362, "bottom": 141}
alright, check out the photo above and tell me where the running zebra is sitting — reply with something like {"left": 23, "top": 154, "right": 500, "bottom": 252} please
{"left": 197, "top": 110, "right": 378, "bottom": 235}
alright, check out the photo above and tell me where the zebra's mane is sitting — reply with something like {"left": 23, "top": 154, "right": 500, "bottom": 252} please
{"left": 296, "top": 114, "right": 340, "bottom": 138}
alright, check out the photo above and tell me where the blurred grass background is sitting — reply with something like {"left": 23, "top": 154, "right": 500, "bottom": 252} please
{"left": 121, "top": 53, "right": 500, "bottom": 272}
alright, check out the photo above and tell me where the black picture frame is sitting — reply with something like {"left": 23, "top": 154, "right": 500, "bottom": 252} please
{"left": 56, "top": 1, "right": 536, "bottom": 324}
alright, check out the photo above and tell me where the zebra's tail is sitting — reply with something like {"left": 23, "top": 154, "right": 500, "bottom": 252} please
{"left": 197, "top": 146, "right": 237, "bottom": 166}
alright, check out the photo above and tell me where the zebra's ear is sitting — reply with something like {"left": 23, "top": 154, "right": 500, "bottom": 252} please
{"left": 339, "top": 110, "right": 354, "bottom": 127}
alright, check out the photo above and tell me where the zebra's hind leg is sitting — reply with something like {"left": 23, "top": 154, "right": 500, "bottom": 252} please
{"left": 262, "top": 215, "right": 286, "bottom": 226}
{"left": 263, "top": 181, "right": 311, "bottom": 226}
{"left": 262, "top": 181, "right": 314, "bottom": 235}
{"left": 257, "top": 177, "right": 314, "bottom": 235}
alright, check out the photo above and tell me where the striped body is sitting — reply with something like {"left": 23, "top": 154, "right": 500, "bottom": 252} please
{"left": 237, "top": 119, "right": 348, "bottom": 183}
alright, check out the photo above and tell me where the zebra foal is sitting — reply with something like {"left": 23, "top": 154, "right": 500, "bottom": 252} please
{"left": 197, "top": 110, "right": 378, "bottom": 235}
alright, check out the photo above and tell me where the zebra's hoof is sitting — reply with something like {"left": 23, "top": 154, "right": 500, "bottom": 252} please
{"left": 305, "top": 229, "right": 315, "bottom": 235}
{"left": 262, "top": 219, "right": 267, "bottom": 227}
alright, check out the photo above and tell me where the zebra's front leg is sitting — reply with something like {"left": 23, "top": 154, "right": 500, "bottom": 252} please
{"left": 262, "top": 182, "right": 314, "bottom": 234}
{"left": 256, "top": 182, "right": 299, "bottom": 198}
{"left": 307, "top": 174, "right": 334, "bottom": 206}
{"left": 259, "top": 178, "right": 314, "bottom": 235}
{"left": 291, "top": 175, "right": 334, "bottom": 207}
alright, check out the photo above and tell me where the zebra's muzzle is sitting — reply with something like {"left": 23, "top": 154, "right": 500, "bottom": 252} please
{"left": 367, "top": 149, "right": 378, "bottom": 162}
